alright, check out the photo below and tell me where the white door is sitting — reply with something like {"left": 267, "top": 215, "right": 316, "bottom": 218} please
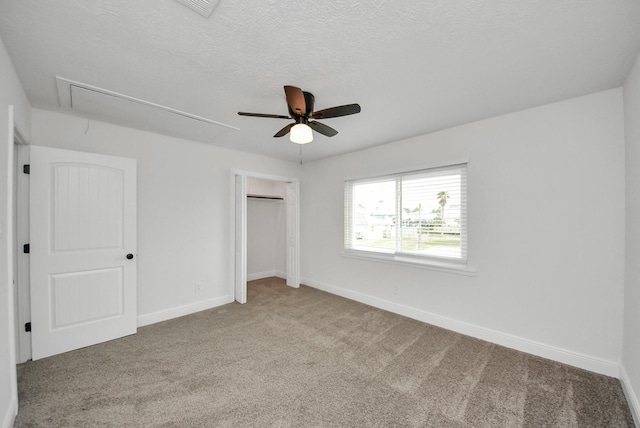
{"left": 286, "top": 182, "right": 300, "bottom": 288}
{"left": 30, "top": 146, "right": 137, "bottom": 360}
{"left": 234, "top": 174, "right": 247, "bottom": 304}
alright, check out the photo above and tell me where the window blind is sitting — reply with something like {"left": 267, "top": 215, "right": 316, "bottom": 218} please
{"left": 344, "top": 163, "right": 467, "bottom": 263}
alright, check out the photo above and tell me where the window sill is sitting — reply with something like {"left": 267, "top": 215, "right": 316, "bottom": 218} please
{"left": 341, "top": 250, "right": 477, "bottom": 277}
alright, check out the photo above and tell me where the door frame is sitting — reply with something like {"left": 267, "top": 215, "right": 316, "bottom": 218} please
{"left": 230, "top": 169, "right": 299, "bottom": 303}
{"left": 13, "top": 129, "right": 30, "bottom": 363}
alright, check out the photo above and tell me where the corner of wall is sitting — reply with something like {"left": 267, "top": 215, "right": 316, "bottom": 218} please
{"left": 620, "top": 365, "right": 640, "bottom": 427}
{"left": 1, "top": 397, "right": 17, "bottom": 428}
{"left": 622, "top": 47, "right": 640, "bottom": 428}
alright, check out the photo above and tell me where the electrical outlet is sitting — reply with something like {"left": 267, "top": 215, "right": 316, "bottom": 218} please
{"left": 194, "top": 283, "right": 203, "bottom": 293}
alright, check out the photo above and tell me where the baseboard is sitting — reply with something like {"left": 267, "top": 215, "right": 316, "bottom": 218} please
{"left": 137, "top": 295, "right": 233, "bottom": 328}
{"left": 1, "top": 398, "right": 17, "bottom": 428}
{"left": 248, "top": 270, "right": 286, "bottom": 281}
{"left": 620, "top": 365, "right": 640, "bottom": 427}
{"left": 302, "top": 277, "right": 620, "bottom": 377}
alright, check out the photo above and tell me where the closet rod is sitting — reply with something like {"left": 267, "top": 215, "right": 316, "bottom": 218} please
{"left": 247, "top": 194, "right": 284, "bottom": 201}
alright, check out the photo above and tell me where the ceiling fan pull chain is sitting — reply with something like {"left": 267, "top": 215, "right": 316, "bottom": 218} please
{"left": 299, "top": 144, "right": 303, "bottom": 165}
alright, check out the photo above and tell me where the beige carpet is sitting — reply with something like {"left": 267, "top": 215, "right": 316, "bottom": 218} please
{"left": 15, "top": 277, "right": 635, "bottom": 427}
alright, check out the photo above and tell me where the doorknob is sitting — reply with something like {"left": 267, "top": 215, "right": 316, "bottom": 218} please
{"left": 126, "top": 253, "right": 134, "bottom": 260}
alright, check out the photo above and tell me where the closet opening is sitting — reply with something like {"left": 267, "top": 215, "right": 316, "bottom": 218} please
{"left": 246, "top": 177, "right": 287, "bottom": 282}
{"left": 231, "top": 170, "right": 299, "bottom": 304}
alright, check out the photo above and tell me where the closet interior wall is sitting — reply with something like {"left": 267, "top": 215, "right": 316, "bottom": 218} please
{"left": 246, "top": 177, "right": 287, "bottom": 281}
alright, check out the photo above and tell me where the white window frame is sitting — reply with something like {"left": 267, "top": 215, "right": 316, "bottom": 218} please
{"left": 343, "top": 162, "right": 475, "bottom": 276}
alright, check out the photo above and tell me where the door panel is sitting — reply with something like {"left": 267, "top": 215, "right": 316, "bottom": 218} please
{"left": 52, "top": 164, "right": 124, "bottom": 251}
{"left": 30, "top": 146, "right": 137, "bottom": 360}
{"left": 51, "top": 268, "right": 123, "bottom": 328}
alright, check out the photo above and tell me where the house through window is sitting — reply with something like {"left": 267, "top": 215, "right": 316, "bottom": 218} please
{"left": 344, "top": 163, "right": 467, "bottom": 266}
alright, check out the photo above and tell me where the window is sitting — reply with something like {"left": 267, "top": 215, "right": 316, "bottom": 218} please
{"left": 344, "top": 163, "right": 468, "bottom": 268}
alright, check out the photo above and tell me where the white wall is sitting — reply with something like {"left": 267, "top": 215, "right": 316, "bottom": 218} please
{"left": 623, "top": 51, "right": 640, "bottom": 424}
{"left": 0, "top": 35, "right": 31, "bottom": 428}
{"left": 30, "top": 109, "right": 300, "bottom": 325}
{"left": 247, "top": 177, "right": 286, "bottom": 280}
{"left": 247, "top": 198, "right": 286, "bottom": 280}
{"left": 247, "top": 177, "right": 286, "bottom": 198}
{"left": 301, "top": 89, "right": 626, "bottom": 376}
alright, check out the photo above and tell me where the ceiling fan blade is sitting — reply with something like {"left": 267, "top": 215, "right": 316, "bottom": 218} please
{"left": 238, "top": 112, "right": 291, "bottom": 119}
{"left": 284, "top": 85, "right": 306, "bottom": 116}
{"left": 311, "top": 103, "right": 361, "bottom": 119}
{"left": 274, "top": 123, "right": 295, "bottom": 137}
{"left": 308, "top": 120, "right": 338, "bottom": 137}
{"left": 303, "top": 91, "right": 315, "bottom": 115}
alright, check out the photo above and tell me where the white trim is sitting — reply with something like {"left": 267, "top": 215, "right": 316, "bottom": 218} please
{"left": 1, "top": 398, "right": 17, "bottom": 428}
{"left": 341, "top": 250, "right": 476, "bottom": 276}
{"left": 248, "top": 270, "right": 276, "bottom": 281}
{"left": 344, "top": 158, "right": 470, "bottom": 182}
{"left": 137, "top": 295, "right": 232, "bottom": 328}
{"left": 229, "top": 169, "right": 298, "bottom": 185}
{"left": 233, "top": 174, "right": 247, "bottom": 303}
{"left": 15, "top": 144, "right": 30, "bottom": 363}
{"left": 285, "top": 181, "right": 300, "bottom": 288}
{"left": 13, "top": 124, "right": 28, "bottom": 146}
{"left": 302, "top": 277, "right": 620, "bottom": 377}
{"left": 5, "top": 106, "right": 18, "bottom": 424}
{"left": 247, "top": 270, "right": 286, "bottom": 281}
{"left": 620, "top": 365, "right": 640, "bottom": 427}
{"left": 56, "top": 77, "right": 238, "bottom": 131}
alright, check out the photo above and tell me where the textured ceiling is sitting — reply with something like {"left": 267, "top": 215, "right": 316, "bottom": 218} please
{"left": 1, "top": 0, "right": 640, "bottom": 163}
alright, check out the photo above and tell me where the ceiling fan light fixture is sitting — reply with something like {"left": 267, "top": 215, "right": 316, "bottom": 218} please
{"left": 290, "top": 124, "right": 313, "bottom": 144}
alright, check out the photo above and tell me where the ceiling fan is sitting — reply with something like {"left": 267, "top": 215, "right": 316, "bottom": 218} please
{"left": 238, "top": 85, "right": 361, "bottom": 144}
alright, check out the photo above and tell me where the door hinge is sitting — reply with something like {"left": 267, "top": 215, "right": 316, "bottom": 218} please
{"left": 23, "top": 244, "right": 30, "bottom": 254}
{"left": 25, "top": 322, "right": 31, "bottom": 332}
{"left": 23, "top": 164, "right": 30, "bottom": 174}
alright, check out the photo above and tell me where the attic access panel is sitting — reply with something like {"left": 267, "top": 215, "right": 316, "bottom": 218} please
{"left": 56, "top": 77, "right": 237, "bottom": 143}
{"left": 173, "top": 0, "right": 219, "bottom": 18}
